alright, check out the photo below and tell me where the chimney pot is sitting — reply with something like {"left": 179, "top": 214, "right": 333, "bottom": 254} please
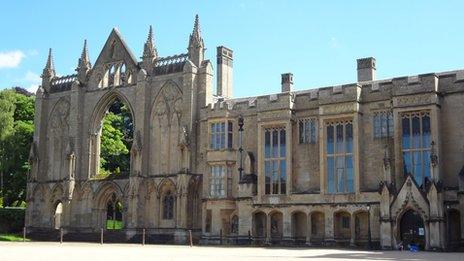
{"left": 281, "top": 73, "right": 293, "bottom": 92}
{"left": 357, "top": 57, "right": 376, "bottom": 82}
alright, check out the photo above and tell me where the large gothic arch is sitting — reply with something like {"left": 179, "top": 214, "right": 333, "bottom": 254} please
{"left": 88, "top": 90, "right": 136, "bottom": 178}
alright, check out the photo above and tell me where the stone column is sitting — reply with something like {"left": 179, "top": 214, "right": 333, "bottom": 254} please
{"left": 325, "top": 210, "right": 334, "bottom": 246}
{"left": 306, "top": 212, "right": 312, "bottom": 246}
{"left": 350, "top": 213, "right": 356, "bottom": 246}
{"left": 266, "top": 213, "right": 271, "bottom": 244}
{"left": 283, "top": 209, "right": 292, "bottom": 244}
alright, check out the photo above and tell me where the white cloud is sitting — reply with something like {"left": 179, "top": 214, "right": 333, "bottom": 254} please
{"left": 19, "top": 71, "right": 41, "bottom": 93}
{"left": 0, "top": 50, "right": 25, "bottom": 69}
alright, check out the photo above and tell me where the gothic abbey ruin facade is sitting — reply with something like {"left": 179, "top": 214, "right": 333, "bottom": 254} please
{"left": 26, "top": 15, "right": 464, "bottom": 250}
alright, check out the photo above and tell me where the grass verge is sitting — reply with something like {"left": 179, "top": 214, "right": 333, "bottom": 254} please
{"left": 0, "top": 233, "right": 29, "bottom": 242}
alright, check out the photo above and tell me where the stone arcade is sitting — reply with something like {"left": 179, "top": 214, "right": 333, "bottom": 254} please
{"left": 26, "top": 15, "right": 464, "bottom": 250}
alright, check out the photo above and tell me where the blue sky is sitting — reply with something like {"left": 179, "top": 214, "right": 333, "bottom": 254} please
{"left": 0, "top": 1, "right": 463, "bottom": 97}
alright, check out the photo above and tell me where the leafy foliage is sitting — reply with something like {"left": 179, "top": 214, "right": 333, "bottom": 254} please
{"left": 98, "top": 99, "right": 133, "bottom": 178}
{"left": 0, "top": 89, "right": 34, "bottom": 207}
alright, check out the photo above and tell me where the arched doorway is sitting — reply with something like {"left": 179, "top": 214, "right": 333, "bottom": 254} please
{"left": 334, "top": 211, "right": 351, "bottom": 242}
{"left": 399, "top": 209, "right": 425, "bottom": 249}
{"left": 54, "top": 202, "right": 63, "bottom": 229}
{"left": 106, "top": 193, "right": 123, "bottom": 230}
{"left": 354, "top": 211, "right": 369, "bottom": 244}
{"left": 252, "top": 211, "right": 267, "bottom": 238}
{"left": 311, "top": 211, "right": 325, "bottom": 245}
{"left": 269, "top": 211, "right": 283, "bottom": 242}
{"left": 291, "top": 211, "right": 307, "bottom": 243}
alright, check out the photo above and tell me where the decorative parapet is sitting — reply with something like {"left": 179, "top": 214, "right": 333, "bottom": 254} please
{"left": 50, "top": 74, "right": 77, "bottom": 93}
{"left": 153, "top": 53, "right": 188, "bottom": 75}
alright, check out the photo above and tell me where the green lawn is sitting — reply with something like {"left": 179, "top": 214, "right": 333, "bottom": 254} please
{"left": 0, "top": 233, "right": 29, "bottom": 242}
{"left": 106, "top": 220, "right": 124, "bottom": 230}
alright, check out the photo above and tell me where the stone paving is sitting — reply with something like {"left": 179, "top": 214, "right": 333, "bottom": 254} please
{"left": 0, "top": 242, "right": 463, "bottom": 261}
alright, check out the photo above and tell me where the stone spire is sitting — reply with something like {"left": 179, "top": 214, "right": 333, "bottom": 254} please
{"left": 42, "top": 48, "right": 55, "bottom": 78}
{"left": 188, "top": 14, "right": 205, "bottom": 67}
{"left": 41, "top": 48, "right": 55, "bottom": 92}
{"left": 142, "top": 25, "right": 157, "bottom": 69}
{"left": 78, "top": 39, "right": 91, "bottom": 70}
{"left": 77, "top": 40, "right": 91, "bottom": 83}
{"left": 143, "top": 25, "right": 158, "bottom": 59}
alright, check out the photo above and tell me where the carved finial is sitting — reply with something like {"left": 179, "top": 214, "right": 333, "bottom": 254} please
{"left": 77, "top": 39, "right": 91, "bottom": 71}
{"left": 188, "top": 14, "right": 205, "bottom": 66}
{"left": 143, "top": 25, "right": 158, "bottom": 59}
{"left": 193, "top": 14, "right": 201, "bottom": 39}
{"left": 42, "top": 48, "right": 55, "bottom": 78}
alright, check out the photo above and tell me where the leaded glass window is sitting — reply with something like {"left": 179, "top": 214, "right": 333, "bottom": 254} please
{"left": 299, "top": 118, "right": 317, "bottom": 144}
{"left": 210, "top": 121, "right": 233, "bottom": 150}
{"left": 210, "top": 165, "right": 226, "bottom": 197}
{"left": 326, "top": 120, "right": 354, "bottom": 194}
{"left": 264, "top": 127, "right": 287, "bottom": 194}
{"left": 401, "top": 111, "right": 431, "bottom": 186}
{"left": 373, "top": 111, "right": 393, "bottom": 138}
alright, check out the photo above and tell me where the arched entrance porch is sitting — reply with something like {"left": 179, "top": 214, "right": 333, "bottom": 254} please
{"left": 399, "top": 209, "right": 426, "bottom": 250}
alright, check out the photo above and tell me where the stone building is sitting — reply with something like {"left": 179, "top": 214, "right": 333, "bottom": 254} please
{"left": 25, "top": 15, "right": 464, "bottom": 250}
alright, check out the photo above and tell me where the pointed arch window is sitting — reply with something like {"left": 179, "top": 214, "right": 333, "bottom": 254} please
{"left": 163, "top": 191, "right": 175, "bottom": 220}
{"left": 106, "top": 193, "right": 123, "bottom": 229}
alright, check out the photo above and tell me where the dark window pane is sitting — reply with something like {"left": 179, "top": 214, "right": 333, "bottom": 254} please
{"left": 346, "top": 155, "right": 354, "bottom": 193}
{"left": 423, "top": 150, "right": 431, "bottom": 179}
{"left": 327, "top": 157, "right": 334, "bottom": 194}
{"left": 412, "top": 116, "right": 421, "bottom": 149}
{"left": 280, "top": 129, "right": 286, "bottom": 157}
{"left": 327, "top": 125, "right": 334, "bottom": 154}
{"left": 272, "top": 130, "right": 279, "bottom": 158}
{"left": 336, "top": 156, "right": 344, "bottom": 193}
{"left": 402, "top": 117, "right": 410, "bottom": 149}
{"left": 346, "top": 123, "right": 353, "bottom": 153}
{"left": 422, "top": 115, "right": 430, "bottom": 149}
{"left": 280, "top": 160, "right": 286, "bottom": 194}
{"left": 265, "top": 130, "right": 270, "bottom": 158}
{"left": 336, "top": 124, "right": 344, "bottom": 153}
{"left": 403, "top": 152, "right": 412, "bottom": 176}
{"left": 272, "top": 161, "right": 279, "bottom": 194}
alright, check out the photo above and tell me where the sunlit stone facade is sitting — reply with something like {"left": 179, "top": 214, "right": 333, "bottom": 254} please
{"left": 25, "top": 16, "right": 464, "bottom": 250}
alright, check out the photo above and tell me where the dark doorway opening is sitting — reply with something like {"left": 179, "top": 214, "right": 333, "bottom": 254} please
{"left": 400, "top": 209, "right": 425, "bottom": 249}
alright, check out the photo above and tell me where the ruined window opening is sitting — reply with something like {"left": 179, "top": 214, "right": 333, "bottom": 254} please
{"left": 95, "top": 98, "right": 133, "bottom": 179}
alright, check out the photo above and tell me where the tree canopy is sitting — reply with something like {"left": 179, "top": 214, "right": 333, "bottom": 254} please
{"left": 98, "top": 99, "right": 133, "bottom": 178}
{"left": 0, "top": 88, "right": 34, "bottom": 207}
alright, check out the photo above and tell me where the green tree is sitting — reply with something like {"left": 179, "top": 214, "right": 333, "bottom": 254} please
{"left": 0, "top": 88, "right": 34, "bottom": 207}
{"left": 98, "top": 99, "right": 133, "bottom": 178}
